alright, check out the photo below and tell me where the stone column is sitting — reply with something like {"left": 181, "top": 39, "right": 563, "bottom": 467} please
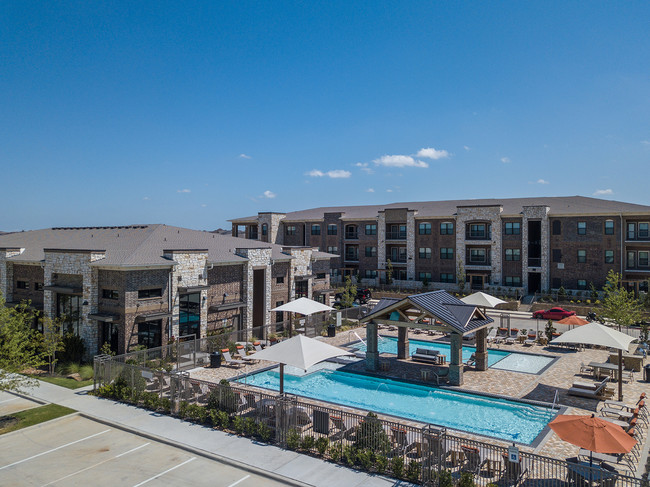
{"left": 475, "top": 327, "right": 488, "bottom": 371}
{"left": 449, "top": 333, "right": 464, "bottom": 386}
{"left": 397, "top": 326, "right": 409, "bottom": 359}
{"left": 406, "top": 210, "right": 416, "bottom": 280}
{"left": 377, "top": 212, "right": 386, "bottom": 275}
{"left": 365, "top": 322, "right": 379, "bottom": 371}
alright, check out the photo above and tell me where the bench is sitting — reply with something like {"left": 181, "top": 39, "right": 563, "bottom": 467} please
{"left": 412, "top": 348, "right": 440, "bottom": 364}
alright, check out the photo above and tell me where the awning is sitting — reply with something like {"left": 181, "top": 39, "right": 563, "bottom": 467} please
{"left": 209, "top": 301, "right": 246, "bottom": 312}
{"left": 178, "top": 285, "right": 210, "bottom": 293}
{"left": 44, "top": 285, "right": 82, "bottom": 294}
{"left": 135, "top": 312, "right": 171, "bottom": 322}
{"left": 271, "top": 297, "right": 334, "bottom": 315}
{"left": 88, "top": 313, "right": 120, "bottom": 322}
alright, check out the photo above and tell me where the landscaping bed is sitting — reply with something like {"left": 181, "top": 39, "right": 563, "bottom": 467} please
{"left": 0, "top": 404, "right": 75, "bottom": 435}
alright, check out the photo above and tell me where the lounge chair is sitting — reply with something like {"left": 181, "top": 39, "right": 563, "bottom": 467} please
{"left": 390, "top": 426, "right": 418, "bottom": 456}
{"left": 221, "top": 349, "right": 246, "bottom": 368}
{"left": 524, "top": 332, "right": 537, "bottom": 346}
{"left": 505, "top": 329, "right": 519, "bottom": 344}
{"left": 252, "top": 341, "right": 263, "bottom": 352}
{"left": 486, "top": 328, "right": 498, "bottom": 344}
{"left": 568, "top": 380, "right": 614, "bottom": 400}
{"left": 572, "top": 376, "right": 610, "bottom": 391}
{"left": 330, "top": 415, "right": 357, "bottom": 441}
{"left": 465, "top": 353, "right": 476, "bottom": 367}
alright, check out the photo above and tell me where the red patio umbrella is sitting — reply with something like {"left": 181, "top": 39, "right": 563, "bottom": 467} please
{"left": 557, "top": 315, "right": 590, "bottom": 327}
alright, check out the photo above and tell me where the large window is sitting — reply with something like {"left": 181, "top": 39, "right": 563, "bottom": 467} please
{"left": 138, "top": 288, "right": 162, "bottom": 299}
{"left": 604, "top": 220, "right": 614, "bottom": 235}
{"left": 552, "top": 249, "right": 562, "bottom": 263}
{"left": 440, "top": 273, "right": 455, "bottom": 283}
{"left": 440, "top": 222, "right": 454, "bottom": 235}
{"left": 468, "top": 223, "right": 490, "bottom": 239}
{"left": 275, "top": 301, "right": 284, "bottom": 324}
{"left": 327, "top": 246, "right": 338, "bottom": 254}
{"left": 505, "top": 249, "right": 521, "bottom": 261}
{"left": 365, "top": 246, "right": 377, "bottom": 257}
{"left": 365, "top": 224, "right": 377, "bottom": 235}
{"left": 345, "top": 245, "right": 359, "bottom": 261}
{"left": 627, "top": 223, "right": 636, "bottom": 240}
{"left": 57, "top": 294, "right": 81, "bottom": 336}
{"left": 364, "top": 270, "right": 378, "bottom": 279}
{"left": 640, "top": 223, "right": 649, "bottom": 238}
{"left": 577, "top": 279, "right": 587, "bottom": 290}
{"left": 419, "top": 247, "right": 432, "bottom": 259}
{"left": 286, "top": 225, "right": 296, "bottom": 236}
{"left": 577, "top": 250, "right": 587, "bottom": 263}
{"left": 504, "top": 222, "right": 521, "bottom": 235}
{"left": 345, "top": 225, "right": 358, "bottom": 239}
{"left": 261, "top": 224, "right": 268, "bottom": 236}
{"left": 327, "top": 224, "right": 337, "bottom": 235}
{"left": 627, "top": 251, "right": 636, "bottom": 268}
{"left": 504, "top": 276, "right": 521, "bottom": 287}
{"left": 138, "top": 320, "right": 162, "bottom": 349}
{"left": 311, "top": 224, "right": 321, "bottom": 235}
{"left": 101, "top": 322, "right": 119, "bottom": 354}
{"left": 605, "top": 250, "right": 614, "bottom": 263}
{"left": 179, "top": 293, "right": 201, "bottom": 338}
{"left": 16, "top": 280, "right": 29, "bottom": 289}
{"left": 387, "top": 224, "right": 406, "bottom": 239}
{"left": 440, "top": 248, "right": 453, "bottom": 260}
{"left": 577, "top": 222, "right": 586, "bottom": 235}
{"left": 102, "top": 289, "right": 119, "bottom": 300}
{"left": 640, "top": 251, "right": 649, "bottom": 267}
{"left": 418, "top": 222, "right": 431, "bottom": 235}
{"left": 418, "top": 272, "right": 432, "bottom": 281}
{"left": 469, "top": 248, "right": 487, "bottom": 264}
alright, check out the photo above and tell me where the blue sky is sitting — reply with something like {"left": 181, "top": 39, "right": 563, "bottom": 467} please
{"left": 1, "top": 2, "right": 649, "bottom": 231}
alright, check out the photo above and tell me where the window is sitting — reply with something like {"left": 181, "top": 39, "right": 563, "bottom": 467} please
{"left": 102, "top": 289, "right": 119, "bottom": 300}
{"left": 418, "top": 222, "right": 431, "bottom": 235}
{"left": 261, "top": 224, "right": 268, "bottom": 236}
{"left": 627, "top": 251, "right": 636, "bottom": 268}
{"left": 311, "top": 224, "right": 321, "bottom": 235}
{"left": 627, "top": 223, "right": 636, "bottom": 240}
{"left": 326, "top": 246, "right": 338, "bottom": 254}
{"left": 387, "top": 224, "right": 406, "bottom": 239}
{"left": 440, "top": 273, "right": 455, "bottom": 283}
{"left": 416, "top": 247, "right": 430, "bottom": 259}
{"left": 552, "top": 249, "right": 562, "bottom": 263}
{"left": 179, "top": 293, "right": 201, "bottom": 338}
{"left": 640, "top": 223, "right": 649, "bottom": 238}
{"left": 286, "top": 225, "right": 296, "bottom": 236}
{"left": 316, "top": 273, "right": 326, "bottom": 279}
{"left": 440, "top": 222, "right": 454, "bottom": 235}
{"left": 469, "top": 223, "right": 488, "bottom": 239}
{"left": 552, "top": 220, "right": 562, "bottom": 235}
{"left": 275, "top": 301, "right": 284, "bottom": 324}
{"left": 605, "top": 250, "right": 614, "bottom": 263}
{"left": 275, "top": 276, "right": 285, "bottom": 284}
{"left": 469, "top": 248, "right": 487, "bottom": 263}
{"left": 34, "top": 282, "right": 44, "bottom": 291}
{"left": 577, "top": 250, "right": 586, "bottom": 263}
{"left": 504, "top": 222, "right": 521, "bottom": 235}
{"left": 639, "top": 251, "right": 649, "bottom": 267}
{"left": 365, "top": 246, "right": 377, "bottom": 257}
{"left": 138, "top": 288, "right": 162, "bottom": 299}
{"left": 327, "top": 224, "right": 337, "bottom": 235}
{"left": 418, "top": 272, "right": 432, "bottom": 281}
{"left": 604, "top": 220, "right": 614, "bottom": 235}
{"left": 365, "top": 224, "right": 377, "bottom": 235}
{"left": 345, "top": 225, "right": 358, "bottom": 239}
{"left": 577, "top": 221, "right": 586, "bottom": 235}
{"left": 364, "top": 270, "right": 378, "bottom": 279}
{"left": 57, "top": 294, "right": 81, "bottom": 336}
{"left": 505, "top": 249, "right": 521, "bottom": 261}
{"left": 16, "top": 280, "right": 29, "bottom": 290}
{"left": 138, "top": 320, "right": 162, "bottom": 349}
{"left": 577, "top": 280, "right": 587, "bottom": 290}
{"left": 440, "top": 248, "right": 453, "bottom": 260}
{"left": 345, "top": 246, "right": 359, "bottom": 261}
{"left": 504, "top": 276, "right": 521, "bottom": 287}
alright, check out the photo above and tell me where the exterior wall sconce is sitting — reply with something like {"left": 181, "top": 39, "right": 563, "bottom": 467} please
{"left": 82, "top": 300, "right": 89, "bottom": 306}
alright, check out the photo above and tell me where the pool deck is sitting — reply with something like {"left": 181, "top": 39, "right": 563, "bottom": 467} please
{"left": 190, "top": 327, "right": 648, "bottom": 474}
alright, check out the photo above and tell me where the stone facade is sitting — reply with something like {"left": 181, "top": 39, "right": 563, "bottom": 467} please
{"left": 456, "top": 205, "right": 503, "bottom": 287}
{"left": 235, "top": 247, "right": 273, "bottom": 328}
{"left": 522, "top": 205, "right": 550, "bottom": 291}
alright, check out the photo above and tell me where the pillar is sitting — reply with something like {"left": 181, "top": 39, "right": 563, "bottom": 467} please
{"left": 397, "top": 326, "right": 409, "bottom": 359}
{"left": 475, "top": 327, "right": 488, "bottom": 371}
{"left": 365, "top": 322, "right": 379, "bottom": 371}
{"left": 449, "top": 333, "right": 464, "bottom": 386}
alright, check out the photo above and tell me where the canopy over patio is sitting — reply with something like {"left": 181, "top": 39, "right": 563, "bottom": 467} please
{"left": 270, "top": 297, "right": 334, "bottom": 315}
{"left": 460, "top": 291, "right": 507, "bottom": 309}
{"left": 361, "top": 290, "right": 493, "bottom": 385}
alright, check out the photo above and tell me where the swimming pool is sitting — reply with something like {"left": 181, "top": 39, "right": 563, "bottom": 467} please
{"left": 239, "top": 365, "right": 556, "bottom": 444}
{"left": 351, "top": 336, "right": 554, "bottom": 374}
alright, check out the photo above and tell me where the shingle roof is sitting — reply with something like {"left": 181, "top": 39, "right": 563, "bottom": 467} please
{"left": 231, "top": 196, "right": 650, "bottom": 222}
{"left": 0, "top": 225, "right": 315, "bottom": 267}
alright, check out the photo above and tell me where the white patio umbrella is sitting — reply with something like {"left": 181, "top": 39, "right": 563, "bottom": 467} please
{"left": 250, "top": 335, "right": 353, "bottom": 393}
{"left": 271, "top": 297, "right": 335, "bottom": 338}
{"left": 460, "top": 291, "right": 507, "bottom": 309}
{"left": 551, "top": 322, "right": 636, "bottom": 401}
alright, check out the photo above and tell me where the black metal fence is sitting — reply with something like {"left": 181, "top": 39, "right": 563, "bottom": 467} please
{"left": 93, "top": 356, "right": 646, "bottom": 486}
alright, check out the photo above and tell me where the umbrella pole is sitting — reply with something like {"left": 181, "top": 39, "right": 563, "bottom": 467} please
{"left": 618, "top": 349, "right": 623, "bottom": 402}
{"left": 279, "top": 363, "right": 284, "bottom": 394}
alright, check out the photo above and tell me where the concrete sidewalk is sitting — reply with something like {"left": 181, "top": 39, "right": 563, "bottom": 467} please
{"left": 20, "top": 380, "right": 404, "bottom": 487}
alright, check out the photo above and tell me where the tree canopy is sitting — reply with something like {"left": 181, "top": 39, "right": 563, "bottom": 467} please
{"left": 600, "top": 270, "right": 643, "bottom": 331}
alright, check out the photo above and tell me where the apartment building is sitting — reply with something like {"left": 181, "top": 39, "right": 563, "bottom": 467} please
{"left": 230, "top": 196, "right": 650, "bottom": 295}
{"left": 0, "top": 225, "right": 334, "bottom": 356}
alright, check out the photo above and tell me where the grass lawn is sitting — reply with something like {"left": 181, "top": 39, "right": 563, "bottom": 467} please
{"left": 35, "top": 376, "right": 94, "bottom": 389}
{"left": 0, "top": 404, "right": 76, "bottom": 435}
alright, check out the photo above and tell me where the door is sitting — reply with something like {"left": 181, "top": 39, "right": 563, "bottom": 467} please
{"left": 471, "top": 275, "right": 484, "bottom": 290}
{"left": 528, "top": 272, "right": 541, "bottom": 294}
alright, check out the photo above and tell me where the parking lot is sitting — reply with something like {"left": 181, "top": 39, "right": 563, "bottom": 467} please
{"left": 0, "top": 391, "right": 41, "bottom": 417}
{"left": 0, "top": 414, "right": 295, "bottom": 487}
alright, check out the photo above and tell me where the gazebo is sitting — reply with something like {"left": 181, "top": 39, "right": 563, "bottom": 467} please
{"left": 360, "top": 290, "right": 493, "bottom": 386}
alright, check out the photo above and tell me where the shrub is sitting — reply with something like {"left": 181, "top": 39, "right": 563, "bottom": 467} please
{"left": 286, "top": 428, "right": 301, "bottom": 451}
{"left": 459, "top": 471, "right": 476, "bottom": 487}
{"left": 342, "top": 445, "right": 355, "bottom": 466}
{"left": 354, "top": 412, "right": 389, "bottom": 454}
{"left": 206, "top": 380, "right": 238, "bottom": 413}
{"left": 375, "top": 454, "right": 388, "bottom": 474}
{"left": 243, "top": 417, "right": 257, "bottom": 436}
{"left": 437, "top": 470, "right": 454, "bottom": 487}
{"left": 232, "top": 416, "right": 245, "bottom": 435}
{"left": 209, "top": 409, "right": 230, "bottom": 429}
{"left": 178, "top": 401, "right": 189, "bottom": 419}
{"left": 59, "top": 333, "right": 85, "bottom": 364}
{"left": 315, "top": 437, "right": 329, "bottom": 456}
{"left": 391, "top": 456, "right": 404, "bottom": 478}
{"left": 142, "top": 391, "right": 159, "bottom": 410}
{"left": 406, "top": 461, "right": 420, "bottom": 483}
{"left": 258, "top": 422, "right": 272, "bottom": 442}
{"left": 79, "top": 365, "right": 94, "bottom": 380}
{"left": 356, "top": 449, "right": 374, "bottom": 470}
{"left": 187, "top": 404, "right": 207, "bottom": 423}
{"left": 62, "top": 362, "right": 80, "bottom": 375}
{"left": 328, "top": 443, "right": 342, "bottom": 462}
{"left": 300, "top": 435, "right": 315, "bottom": 451}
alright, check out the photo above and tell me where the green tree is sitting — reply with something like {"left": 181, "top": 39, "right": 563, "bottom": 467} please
{"left": 340, "top": 275, "right": 357, "bottom": 308}
{"left": 386, "top": 260, "right": 393, "bottom": 285}
{"left": 0, "top": 294, "right": 44, "bottom": 392}
{"left": 41, "top": 316, "right": 65, "bottom": 375}
{"left": 457, "top": 261, "right": 466, "bottom": 293}
{"left": 544, "top": 319, "right": 556, "bottom": 342}
{"left": 601, "top": 270, "right": 643, "bottom": 331}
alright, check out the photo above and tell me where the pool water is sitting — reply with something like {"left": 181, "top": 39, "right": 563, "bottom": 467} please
{"left": 352, "top": 336, "right": 554, "bottom": 374}
{"left": 239, "top": 366, "right": 556, "bottom": 444}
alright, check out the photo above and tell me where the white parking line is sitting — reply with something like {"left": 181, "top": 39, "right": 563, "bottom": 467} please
{"left": 0, "top": 429, "right": 110, "bottom": 471}
{"left": 132, "top": 457, "right": 196, "bottom": 487}
{"left": 0, "top": 397, "right": 19, "bottom": 404}
{"left": 227, "top": 474, "right": 251, "bottom": 487}
{"left": 40, "top": 443, "right": 151, "bottom": 486}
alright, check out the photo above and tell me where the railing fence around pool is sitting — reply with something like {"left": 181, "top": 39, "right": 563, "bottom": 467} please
{"left": 94, "top": 356, "right": 647, "bottom": 486}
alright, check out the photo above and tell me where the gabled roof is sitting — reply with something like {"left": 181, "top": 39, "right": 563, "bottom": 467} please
{"left": 363, "top": 290, "right": 493, "bottom": 334}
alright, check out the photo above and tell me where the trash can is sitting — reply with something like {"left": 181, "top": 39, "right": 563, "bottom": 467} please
{"left": 210, "top": 351, "right": 222, "bottom": 368}
{"left": 645, "top": 364, "right": 650, "bottom": 382}
{"left": 327, "top": 324, "right": 336, "bottom": 338}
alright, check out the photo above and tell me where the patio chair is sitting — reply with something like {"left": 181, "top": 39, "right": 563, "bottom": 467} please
{"left": 390, "top": 426, "right": 418, "bottom": 457}
{"left": 568, "top": 380, "right": 614, "bottom": 400}
{"left": 465, "top": 353, "right": 476, "bottom": 367}
{"left": 486, "top": 328, "right": 498, "bottom": 344}
{"left": 505, "top": 329, "right": 519, "bottom": 345}
{"left": 579, "top": 362, "right": 593, "bottom": 375}
{"left": 221, "top": 349, "right": 246, "bottom": 368}
{"left": 524, "top": 332, "right": 537, "bottom": 346}
{"left": 460, "top": 445, "right": 488, "bottom": 476}
{"left": 330, "top": 415, "right": 357, "bottom": 441}
{"left": 500, "top": 453, "right": 530, "bottom": 486}
{"left": 572, "top": 376, "right": 610, "bottom": 391}
{"left": 252, "top": 341, "right": 264, "bottom": 353}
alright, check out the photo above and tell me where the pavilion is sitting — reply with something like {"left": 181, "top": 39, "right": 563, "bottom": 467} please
{"left": 360, "top": 290, "right": 494, "bottom": 385}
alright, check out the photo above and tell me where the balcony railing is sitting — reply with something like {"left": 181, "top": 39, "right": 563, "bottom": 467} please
{"left": 385, "top": 231, "right": 407, "bottom": 240}
{"left": 389, "top": 256, "right": 408, "bottom": 263}
{"left": 344, "top": 232, "right": 358, "bottom": 240}
{"left": 344, "top": 255, "right": 359, "bottom": 262}
{"left": 528, "top": 257, "right": 542, "bottom": 267}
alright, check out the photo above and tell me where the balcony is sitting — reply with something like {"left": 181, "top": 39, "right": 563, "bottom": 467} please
{"left": 388, "top": 256, "right": 408, "bottom": 263}
{"left": 385, "top": 231, "right": 407, "bottom": 240}
{"left": 466, "top": 259, "right": 491, "bottom": 267}
{"left": 528, "top": 257, "right": 541, "bottom": 267}
{"left": 344, "top": 232, "right": 359, "bottom": 240}
{"left": 344, "top": 255, "right": 359, "bottom": 262}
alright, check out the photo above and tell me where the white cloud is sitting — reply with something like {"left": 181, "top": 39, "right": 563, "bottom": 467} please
{"left": 537, "top": 179, "right": 549, "bottom": 185}
{"left": 305, "top": 169, "right": 351, "bottom": 178}
{"left": 239, "top": 153, "right": 252, "bottom": 159}
{"left": 201, "top": 204, "right": 207, "bottom": 207}
{"left": 463, "top": 146, "right": 471, "bottom": 151}
{"left": 177, "top": 189, "right": 191, "bottom": 193}
{"left": 386, "top": 189, "right": 393, "bottom": 193}
{"left": 262, "top": 190, "right": 276, "bottom": 199}
{"left": 142, "top": 196, "right": 150, "bottom": 200}
{"left": 355, "top": 162, "right": 368, "bottom": 167}
{"left": 373, "top": 155, "right": 428, "bottom": 168}
{"left": 501, "top": 157, "right": 511, "bottom": 163}
{"left": 593, "top": 189, "right": 613, "bottom": 196}
{"left": 416, "top": 147, "right": 449, "bottom": 160}
{"left": 641, "top": 140, "right": 650, "bottom": 146}
{"left": 366, "top": 188, "right": 375, "bottom": 193}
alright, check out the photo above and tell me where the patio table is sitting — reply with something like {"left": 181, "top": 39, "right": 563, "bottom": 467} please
{"left": 589, "top": 362, "right": 621, "bottom": 381}
{"left": 566, "top": 460, "right": 617, "bottom": 486}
